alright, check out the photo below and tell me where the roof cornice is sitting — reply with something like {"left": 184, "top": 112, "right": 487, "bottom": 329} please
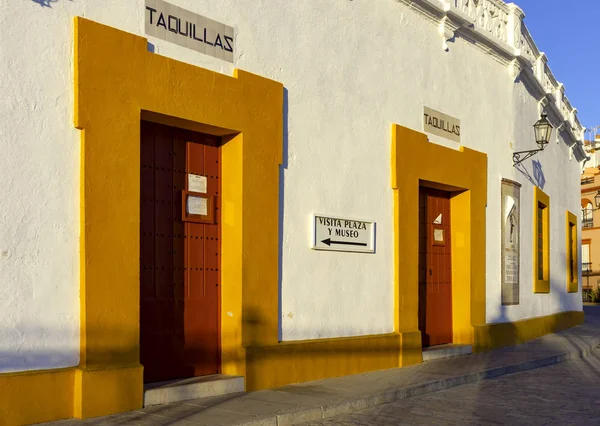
{"left": 396, "top": 0, "right": 586, "bottom": 158}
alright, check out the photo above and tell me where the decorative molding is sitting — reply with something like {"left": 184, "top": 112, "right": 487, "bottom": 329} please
{"left": 501, "top": 177, "right": 522, "bottom": 188}
{"left": 508, "top": 59, "right": 521, "bottom": 80}
{"left": 517, "top": 25, "right": 539, "bottom": 61}
{"left": 569, "top": 145, "right": 573, "bottom": 161}
{"left": 396, "top": 0, "right": 446, "bottom": 25}
{"left": 395, "top": 0, "right": 585, "bottom": 158}
{"left": 439, "top": 16, "right": 459, "bottom": 51}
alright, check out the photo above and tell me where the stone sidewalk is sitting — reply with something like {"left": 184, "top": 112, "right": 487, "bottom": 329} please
{"left": 43, "top": 306, "right": 600, "bottom": 426}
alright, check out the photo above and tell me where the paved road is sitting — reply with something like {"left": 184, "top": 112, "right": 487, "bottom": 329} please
{"left": 304, "top": 349, "right": 600, "bottom": 426}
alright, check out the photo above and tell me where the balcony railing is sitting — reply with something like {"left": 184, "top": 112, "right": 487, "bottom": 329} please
{"left": 583, "top": 263, "right": 592, "bottom": 274}
{"left": 583, "top": 219, "right": 594, "bottom": 229}
{"left": 581, "top": 177, "right": 594, "bottom": 185}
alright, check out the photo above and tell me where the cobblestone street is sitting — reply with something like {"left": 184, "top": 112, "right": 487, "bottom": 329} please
{"left": 304, "top": 349, "right": 600, "bottom": 426}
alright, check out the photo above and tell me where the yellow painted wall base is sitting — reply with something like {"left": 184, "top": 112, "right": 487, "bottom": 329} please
{"left": 399, "top": 330, "right": 423, "bottom": 368}
{"left": 244, "top": 330, "right": 422, "bottom": 391}
{"left": 0, "top": 368, "right": 74, "bottom": 426}
{"left": 474, "top": 311, "right": 585, "bottom": 352}
{"left": 74, "top": 365, "right": 144, "bottom": 419}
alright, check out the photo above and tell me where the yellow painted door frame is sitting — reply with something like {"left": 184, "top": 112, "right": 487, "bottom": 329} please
{"left": 391, "top": 124, "right": 488, "bottom": 358}
{"left": 74, "top": 17, "right": 283, "bottom": 418}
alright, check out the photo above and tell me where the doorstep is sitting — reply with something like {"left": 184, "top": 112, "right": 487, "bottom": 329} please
{"left": 143, "top": 374, "right": 245, "bottom": 407}
{"left": 422, "top": 344, "right": 473, "bottom": 361}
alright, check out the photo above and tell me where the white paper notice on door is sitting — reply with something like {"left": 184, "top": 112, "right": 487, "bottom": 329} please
{"left": 187, "top": 195, "right": 208, "bottom": 216}
{"left": 188, "top": 173, "right": 207, "bottom": 193}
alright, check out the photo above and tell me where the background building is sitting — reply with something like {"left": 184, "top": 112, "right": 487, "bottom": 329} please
{"left": 0, "top": 0, "right": 588, "bottom": 424}
{"left": 581, "top": 161, "right": 600, "bottom": 296}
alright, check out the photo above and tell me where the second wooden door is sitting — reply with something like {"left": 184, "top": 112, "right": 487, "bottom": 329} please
{"left": 418, "top": 187, "right": 453, "bottom": 347}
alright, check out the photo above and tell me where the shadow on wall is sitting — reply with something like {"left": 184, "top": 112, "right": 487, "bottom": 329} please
{"left": 483, "top": 273, "right": 583, "bottom": 352}
{"left": 277, "top": 88, "right": 289, "bottom": 342}
{"left": 31, "top": 0, "right": 71, "bottom": 7}
{"left": 0, "top": 349, "right": 77, "bottom": 374}
{"left": 0, "top": 318, "right": 414, "bottom": 365}
{"left": 2, "top": 295, "right": 584, "bottom": 374}
{"left": 515, "top": 158, "right": 546, "bottom": 190}
{"left": 531, "top": 159, "right": 546, "bottom": 189}
{"left": 1, "top": 305, "right": 596, "bottom": 424}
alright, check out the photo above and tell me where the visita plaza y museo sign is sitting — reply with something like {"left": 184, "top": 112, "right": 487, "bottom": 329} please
{"left": 145, "top": 0, "right": 234, "bottom": 62}
{"left": 313, "top": 214, "right": 375, "bottom": 253}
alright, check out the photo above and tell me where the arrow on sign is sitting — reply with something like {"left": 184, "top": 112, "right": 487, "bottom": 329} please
{"left": 321, "top": 238, "right": 367, "bottom": 247}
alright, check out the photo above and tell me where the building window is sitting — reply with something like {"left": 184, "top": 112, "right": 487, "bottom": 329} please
{"left": 582, "top": 241, "right": 591, "bottom": 274}
{"left": 582, "top": 202, "right": 593, "bottom": 228}
{"left": 534, "top": 187, "right": 550, "bottom": 293}
{"left": 537, "top": 204, "right": 544, "bottom": 280}
{"left": 566, "top": 211, "right": 578, "bottom": 293}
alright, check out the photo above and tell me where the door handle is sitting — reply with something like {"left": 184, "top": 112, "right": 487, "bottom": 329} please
{"left": 429, "top": 269, "right": 432, "bottom": 276}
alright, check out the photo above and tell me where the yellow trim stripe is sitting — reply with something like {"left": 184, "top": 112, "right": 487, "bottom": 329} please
{"left": 566, "top": 211, "right": 578, "bottom": 293}
{"left": 391, "top": 124, "right": 488, "bottom": 351}
{"left": 73, "top": 17, "right": 282, "bottom": 418}
{"left": 533, "top": 187, "right": 550, "bottom": 293}
{"left": 475, "top": 310, "right": 583, "bottom": 350}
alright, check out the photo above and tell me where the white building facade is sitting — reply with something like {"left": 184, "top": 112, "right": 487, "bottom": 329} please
{"left": 0, "top": 0, "right": 587, "bottom": 423}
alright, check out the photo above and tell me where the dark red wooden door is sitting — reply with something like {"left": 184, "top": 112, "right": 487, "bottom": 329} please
{"left": 418, "top": 187, "right": 452, "bottom": 347}
{"left": 140, "top": 121, "right": 221, "bottom": 383}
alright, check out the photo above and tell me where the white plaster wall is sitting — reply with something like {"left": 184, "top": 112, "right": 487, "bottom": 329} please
{"left": 274, "top": 4, "right": 514, "bottom": 340}
{"left": 485, "top": 79, "right": 583, "bottom": 324}
{"left": 0, "top": 1, "right": 82, "bottom": 373}
{"left": 0, "top": 0, "right": 583, "bottom": 372}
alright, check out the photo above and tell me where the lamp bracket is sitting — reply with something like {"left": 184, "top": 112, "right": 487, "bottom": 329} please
{"left": 513, "top": 148, "right": 543, "bottom": 167}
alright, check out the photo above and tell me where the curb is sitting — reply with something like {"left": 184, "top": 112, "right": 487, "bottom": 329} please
{"left": 238, "top": 338, "right": 600, "bottom": 426}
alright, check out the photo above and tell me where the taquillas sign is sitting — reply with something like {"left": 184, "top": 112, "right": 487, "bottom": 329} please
{"left": 145, "top": 0, "right": 234, "bottom": 63}
{"left": 423, "top": 106, "right": 461, "bottom": 143}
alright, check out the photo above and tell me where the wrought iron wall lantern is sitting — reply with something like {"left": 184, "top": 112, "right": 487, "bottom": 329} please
{"left": 513, "top": 114, "right": 553, "bottom": 167}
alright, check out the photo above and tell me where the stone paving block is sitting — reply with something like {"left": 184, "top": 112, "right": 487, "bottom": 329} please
{"left": 177, "top": 392, "right": 246, "bottom": 408}
{"left": 82, "top": 410, "right": 164, "bottom": 425}
{"left": 275, "top": 384, "right": 352, "bottom": 399}
{"left": 246, "top": 389, "right": 340, "bottom": 408}
{"left": 196, "top": 395, "right": 308, "bottom": 417}
{"left": 139, "top": 401, "right": 212, "bottom": 418}
{"left": 321, "top": 398, "right": 374, "bottom": 419}
{"left": 139, "top": 401, "right": 278, "bottom": 425}
{"left": 275, "top": 406, "right": 323, "bottom": 426}
{"left": 316, "top": 370, "right": 448, "bottom": 399}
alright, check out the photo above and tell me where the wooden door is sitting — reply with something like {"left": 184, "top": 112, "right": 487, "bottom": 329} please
{"left": 140, "top": 121, "right": 221, "bottom": 383}
{"left": 418, "top": 187, "right": 452, "bottom": 347}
